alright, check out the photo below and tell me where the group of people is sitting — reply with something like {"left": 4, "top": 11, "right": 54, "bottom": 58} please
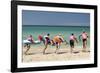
{"left": 23, "top": 31, "right": 89, "bottom": 54}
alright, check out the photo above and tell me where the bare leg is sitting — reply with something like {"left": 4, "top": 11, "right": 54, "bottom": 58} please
{"left": 55, "top": 43, "right": 60, "bottom": 53}
{"left": 85, "top": 40, "right": 87, "bottom": 49}
{"left": 70, "top": 47, "right": 72, "bottom": 53}
{"left": 24, "top": 44, "right": 27, "bottom": 47}
{"left": 71, "top": 45, "right": 74, "bottom": 53}
{"left": 25, "top": 44, "right": 30, "bottom": 55}
{"left": 82, "top": 40, "right": 86, "bottom": 52}
{"left": 70, "top": 40, "right": 74, "bottom": 53}
{"left": 65, "top": 40, "right": 68, "bottom": 45}
{"left": 43, "top": 44, "right": 48, "bottom": 54}
{"left": 55, "top": 45, "right": 58, "bottom": 53}
{"left": 83, "top": 40, "right": 87, "bottom": 52}
{"left": 70, "top": 46, "right": 74, "bottom": 53}
{"left": 42, "top": 40, "right": 45, "bottom": 45}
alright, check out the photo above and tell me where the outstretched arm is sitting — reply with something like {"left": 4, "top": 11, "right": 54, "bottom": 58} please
{"left": 79, "top": 35, "right": 82, "bottom": 41}
{"left": 86, "top": 33, "right": 89, "bottom": 38}
{"left": 75, "top": 38, "right": 78, "bottom": 43}
{"left": 64, "top": 40, "right": 69, "bottom": 45}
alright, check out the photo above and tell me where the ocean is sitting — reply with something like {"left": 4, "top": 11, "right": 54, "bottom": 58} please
{"left": 22, "top": 25, "right": 90, "bottom": 47}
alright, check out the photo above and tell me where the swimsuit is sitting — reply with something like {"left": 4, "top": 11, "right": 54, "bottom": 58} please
{"left": 69, "top": 35, "right": 76, "bottom": 47}
{"left": 38, "top": 35, "right": 43, "bottom": 41}
{"left": 82, "top": 39, "right": 87, "bottom": 42}
{"left": 82, "top": 33, "right": 87, "bottom": 42}
{"left": 70, "top": 40, "right": 74, "bottom": 47}
{"left": 27, "top": 37, "right": 33, "bottom": 43}
{"left": 45, "top": 37, "right": 51, "bottom": 44}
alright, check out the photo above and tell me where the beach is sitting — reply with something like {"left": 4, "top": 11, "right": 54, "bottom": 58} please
{"left": 22, "top": 11, "right": 90, "bottom": 63}
{"left": 22, "top": 26, "right": 90, "bottom": 62}
{"left": 22, "top": 43, "right": 90, "bottom": 62}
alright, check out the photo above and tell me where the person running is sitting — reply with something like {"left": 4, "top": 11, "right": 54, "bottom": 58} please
{"left": 27, "top": 35, "right": 34, "bottom": 43}
{"left": 38, "top": 35, "right": 45, "bottom": 45}
{"left": 43, "top": 33, "right": 51, "bottom": 54}
{"left": 79, "top": 31, "right": 88, "bottom": 52}
{"left": 69, "top": 33, "right": 78, "bottom": 53}
{"left": 24, "top": 35, "right": 34, "bottom": 54}
{"left": 52, "top": 34, "right": 64, "bottom": 53}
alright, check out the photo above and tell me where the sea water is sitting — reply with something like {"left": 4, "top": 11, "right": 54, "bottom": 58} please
{"left": 22, "top": 25, "right": 90, "bottom": 48}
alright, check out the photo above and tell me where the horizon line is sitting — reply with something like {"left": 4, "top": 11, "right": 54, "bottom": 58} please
{"left": 22, "top": 25, "right": 90, "bottom": 27}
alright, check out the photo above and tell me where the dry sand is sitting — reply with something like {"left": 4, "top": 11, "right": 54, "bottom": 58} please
{"left": 22, "top": 44, "right": 90, "bottom": 62}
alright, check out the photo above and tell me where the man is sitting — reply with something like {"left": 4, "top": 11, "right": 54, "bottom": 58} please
{"left": 69, "top": 33, "right": 78, "bottom": 53}
{"left": 24, "top": 35, "right": 34, "bottom": 54}
{"left": 79, "top": 31, "right": 88, "bottom": 52}
{"left": 43, "top": 33, "right": 51, "bottom": 54}
{"left": 38, "top": 35, "right": 45, "bottom": 45}
{"left": 52, "top": 34, "right": 64, "bottom": 53}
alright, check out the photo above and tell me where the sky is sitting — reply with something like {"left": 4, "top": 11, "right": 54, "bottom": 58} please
{"left": 22, "top": 10, "right": 90, "bottom": 26}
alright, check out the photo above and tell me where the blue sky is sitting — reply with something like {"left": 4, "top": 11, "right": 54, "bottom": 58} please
{"left": 22, "top": 10, "right": 90, "bottom": 26}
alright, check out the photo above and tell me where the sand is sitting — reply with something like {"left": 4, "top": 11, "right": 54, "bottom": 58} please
{"left": 22, "top": 43, "right": 90, "bottom": 62}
